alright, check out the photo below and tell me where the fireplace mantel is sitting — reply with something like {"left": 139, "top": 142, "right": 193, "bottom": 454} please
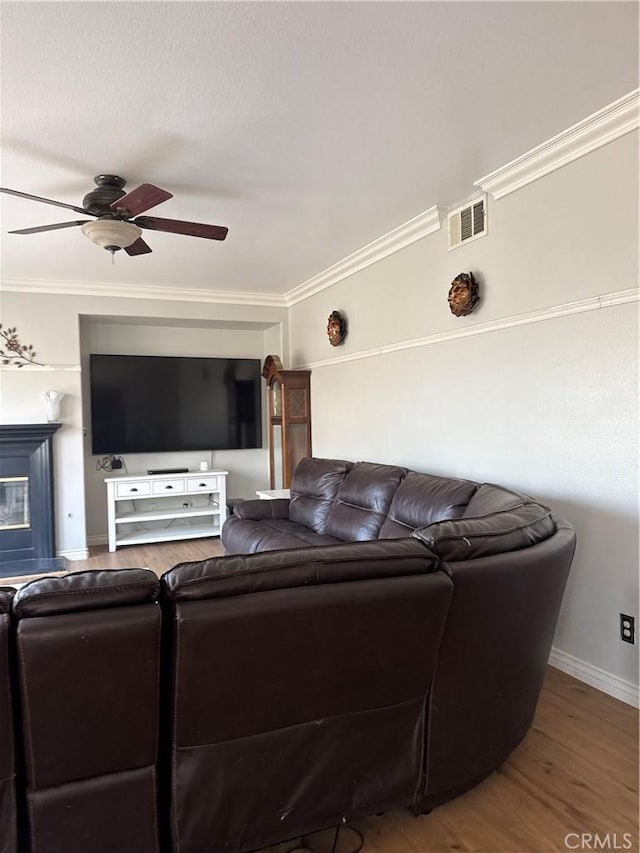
{"left": 0, "top": 423, "right": 61, "bottom": 575}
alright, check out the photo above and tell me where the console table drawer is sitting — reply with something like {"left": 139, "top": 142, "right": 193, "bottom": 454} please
{"left": 116, "top": 481, "right": 151, "bottom": 498}
{"left": 152, "top": 479, "right": 185, "bottom": 495}
{"left": 187, "top": 476, "right": 218, "bottom": 493}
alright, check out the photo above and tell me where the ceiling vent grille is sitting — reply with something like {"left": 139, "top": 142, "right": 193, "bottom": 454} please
{"left": 448, "top": 195, "right": 487, "bottom": 250}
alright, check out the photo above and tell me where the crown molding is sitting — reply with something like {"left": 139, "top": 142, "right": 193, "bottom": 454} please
{"left": 475, "top": 89, "right": 640, "bottom": 200}
{"left": 294, "top": 288, "right": 639, "bottom": 370}
{"left": 1, "top": 277, "right": 287, "bottom": 308}
{"left": 284, "top": 205, "right": 446, "bottom": 306}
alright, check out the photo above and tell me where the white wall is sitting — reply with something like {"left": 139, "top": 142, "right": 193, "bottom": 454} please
{"left": 288, "top": 130, "right": 639, "bottom": 699}
{"left": 0, "top": 291, "right": 288, "bottom": 555}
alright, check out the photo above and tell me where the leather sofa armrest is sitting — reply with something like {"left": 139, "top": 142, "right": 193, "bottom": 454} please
{"left": 412, "top": 502, "right": 556, "bottom": 562}
{"left": 13, "top": 569, "right": 160, "bottom": 617}
{"left": 0, "top": 588, "right": 15, "bottom": 614}
{"left": 232, "top": 498, "right": 290, "bottom": 520}
{"left": 164, "top": 537, "right": 438, "bottom": 601}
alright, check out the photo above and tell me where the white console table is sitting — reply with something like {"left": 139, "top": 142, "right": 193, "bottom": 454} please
{"left": 105, "top": 470, "right": 228, "bottom": 552}
{"left": 256, "top": 488, "right": 290, "bottom": 500}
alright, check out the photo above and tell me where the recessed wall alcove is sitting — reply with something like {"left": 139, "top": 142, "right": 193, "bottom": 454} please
{"left": 0, "top": 423, "right": 61, "bottom": 577}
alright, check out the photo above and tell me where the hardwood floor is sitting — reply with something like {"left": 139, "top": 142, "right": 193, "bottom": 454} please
{"left": 0, "top": 537, "right": 225, "bottom": 586}
{"left": 4, "top": 540, "right": 639, "bottom": 852}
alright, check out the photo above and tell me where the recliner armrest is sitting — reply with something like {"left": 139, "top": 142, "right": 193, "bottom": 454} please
{"left": 232, "top": 498, "right": 290, "bottom": 520}
{"left": 412, "top": 502, "right": 555, "bottom": 562}
{"left": 13, "top": 569, "right": 160, "bottom": 617}
{"left": 164, "top": 537, "right": 438, "bottom": 601}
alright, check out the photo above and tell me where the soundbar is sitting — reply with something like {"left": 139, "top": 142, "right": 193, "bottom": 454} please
{"left": 146, "top": 467, "right": 190, "bottom": 475}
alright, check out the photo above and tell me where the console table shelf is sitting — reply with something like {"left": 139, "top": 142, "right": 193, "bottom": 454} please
{"left": 114, "top": 505, "right": 221, "bottom": 524}
{"left": 105, "top": 470, "right": 228, "bottom": 552}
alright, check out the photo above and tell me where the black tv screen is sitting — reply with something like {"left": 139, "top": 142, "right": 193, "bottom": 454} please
{"left": 90, "top": 354, "right": 263, "bottom": 454}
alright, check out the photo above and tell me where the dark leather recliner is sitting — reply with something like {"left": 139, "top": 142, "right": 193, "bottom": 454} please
{"left": 163, "top": 539, "right": 453, "bottom": 853}
{"left": 0, "top": 588, "right": 16, "bottom": 853}
{"left": 11, "top": 570, "right": 162, "bottom": 853}
{"left": 411, "top": 483, "right": 576, "bottom": 808}
{"left": 221, "top": 458, "right": 577, "bottom": 820}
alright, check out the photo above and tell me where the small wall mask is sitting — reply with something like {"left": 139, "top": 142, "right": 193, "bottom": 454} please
{"left": 448, "top": 272, "right": 480, "bottom": 317}
{"left": 327, "top": 310, "right": 347, "bottom": 346}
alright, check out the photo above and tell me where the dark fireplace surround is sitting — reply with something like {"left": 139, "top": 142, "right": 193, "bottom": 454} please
{"left": 0, "top": 424, "right": 61, "bottom": 577}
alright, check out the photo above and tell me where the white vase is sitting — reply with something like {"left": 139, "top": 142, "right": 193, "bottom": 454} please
{"left": 41, "top": 390, "right": 64, "bottom": 422}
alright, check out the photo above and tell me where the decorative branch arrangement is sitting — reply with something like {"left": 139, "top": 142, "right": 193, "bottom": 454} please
{"left": 0, "top": 324, "right": 44, "bottom": 367}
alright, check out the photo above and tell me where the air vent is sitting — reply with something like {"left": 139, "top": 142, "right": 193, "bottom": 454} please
{"left": 448, "top": 195, "right": 487, "bottom": 250}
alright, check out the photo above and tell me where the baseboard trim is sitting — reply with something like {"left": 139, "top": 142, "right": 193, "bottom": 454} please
{"left": 549, "top": 646, "right": 639, "bottom": 708}
{"left": 58, "top": 547, "right": 90, "bottom": 561}
{"left": 86, "top": 535, "right": 108, "bottom": 547}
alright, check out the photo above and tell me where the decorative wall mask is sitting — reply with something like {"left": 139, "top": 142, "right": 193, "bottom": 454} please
{"left": 327, "top": 311, "right": 347, "bottom": 346}
{"left": 448, "top": 272, "right": 480, "bottom": 317}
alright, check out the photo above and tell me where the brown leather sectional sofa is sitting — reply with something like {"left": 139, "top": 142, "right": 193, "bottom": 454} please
{"left": 0, "top": 457, "right": 576, "bottom": 853}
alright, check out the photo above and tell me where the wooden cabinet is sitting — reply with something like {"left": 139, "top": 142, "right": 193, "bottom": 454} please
{"left": 262, "top": 355, "right": 311, "bottom": 489}
{"left": 105, "top": 470, "right": 228, "bottom": 552}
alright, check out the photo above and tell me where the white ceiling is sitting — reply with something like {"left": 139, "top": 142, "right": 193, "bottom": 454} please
{"left": 1, "top": 1, "right": 637, "bottom": 299}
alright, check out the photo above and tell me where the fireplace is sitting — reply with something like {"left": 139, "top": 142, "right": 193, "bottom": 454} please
{"left": 0, "top": 424, "right": 62, "bottom": 577}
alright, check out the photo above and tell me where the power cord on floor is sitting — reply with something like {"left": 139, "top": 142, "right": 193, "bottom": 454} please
{"left": 286, "top": 825, "right": 364, "bottom": 853}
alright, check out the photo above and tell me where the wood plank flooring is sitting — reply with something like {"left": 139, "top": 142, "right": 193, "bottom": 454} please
{"left": 4, "top": 539, "right": 638, "bottom": 852}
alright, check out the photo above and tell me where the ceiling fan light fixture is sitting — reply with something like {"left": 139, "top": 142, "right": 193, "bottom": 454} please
{"left": 81, "top": 219, "right": 142, "bottom": 252}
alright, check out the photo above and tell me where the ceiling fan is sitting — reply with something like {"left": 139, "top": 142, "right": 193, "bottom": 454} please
{"left": 0, "top": 174, "right": 228, "bottom": 256}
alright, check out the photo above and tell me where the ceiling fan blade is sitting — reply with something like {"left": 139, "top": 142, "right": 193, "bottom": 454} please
{"left": 124, "top": 237, "right": 153, "bottom": 256}
{"left": 135, "top": 215, "right": 228, "bottom": 241}
{"left": 8, "top": 220, "right": 88, "bottom": 235}
{"left": 0, "top": 187, "right": 89, "bottom": 216}
{"left": 111, "top": 183, "right": 173, "bottom": 217}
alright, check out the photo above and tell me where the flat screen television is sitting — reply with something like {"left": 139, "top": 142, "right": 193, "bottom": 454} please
{"left": 90, "top": 354, "right": 263, "bottom": 454}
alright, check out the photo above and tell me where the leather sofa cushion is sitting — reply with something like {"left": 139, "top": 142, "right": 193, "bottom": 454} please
{"left": 222, "top": 516, "right": 340, "bottom": 554}
{"left": 13, "top": 569, "right": 160, "bottom": 617}
{"left": 379, "top": 472, "right": 478, "bottom": 538}
{"left": 232, "top": 499, "right": 290, "bottom": 520}
{"left": 0, "top": 588, "right": 14, "bottom": 615}
{"left": 26, "top": 766, "right": 159, "bottom": 853}
{"left": 324, "top": 462, "right": 407, "bottom": 541}
{"left": 463, "top": 482, "right": 530, "bottom": 516}
{"left": 289, "top": 457, "right": 352, "bottom": 533}
{"left": 413, "top": 502, "right": 555, "bottom": 562}
{"left": 16, "top": 604, "right": 161, "bottom": 790}
{"left": 164, "top": 538, "right": 437, "bottom": 601}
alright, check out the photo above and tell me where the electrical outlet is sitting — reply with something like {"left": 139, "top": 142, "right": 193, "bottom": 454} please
{"left": 620, "top": 614, "right": 635, "bottom": 644}
{"left": 181, "top": 500, "right": 192, "bottom": 508}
